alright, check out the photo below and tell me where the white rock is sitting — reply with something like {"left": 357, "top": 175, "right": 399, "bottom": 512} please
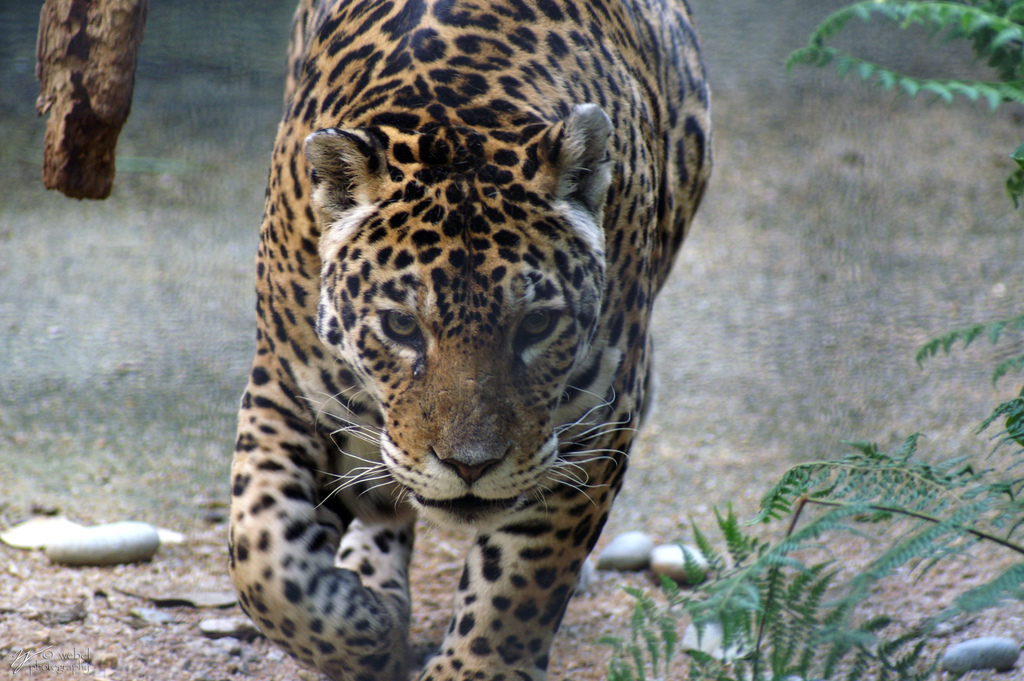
{"left": 129, "top": 607, "right": 179, "bottom": 625}
{"left": 1, "top": 517, "right": 83, "bottom": 549}
{"left": 45, "top": 521, "right": 160, "bottom": 566}
{"left": 941, "top": 636, "right": 1019, "bottom": 673}
{"left": 208, "top": 636, "right": 243, "bottom": 656}
{"left": 574, "top": 558, "right": 597, "bottom": 595}
{"left": 596, "top": 531, "right": 654, "bottom": 571}
{"left": 650, "top": 544, "right": 708, "bottom": 584}
{"left": 170, "top": 591, "right": 238, "bottom": 608}
{"left": 200, "top": 617, "right": 260, "bottom": 641}
{"left": 156, "top": 528, "right": 185, "bottom": 544}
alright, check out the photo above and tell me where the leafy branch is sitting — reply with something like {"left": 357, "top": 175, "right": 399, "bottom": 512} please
{"left": 915, "top": 311, "right": 1024, "bottom": 383}
{"left": 788, "top": 0, "right": 1024, "bottom": 88}
{"left": 786, "top": 0, "right": 1024, "bottom": 206}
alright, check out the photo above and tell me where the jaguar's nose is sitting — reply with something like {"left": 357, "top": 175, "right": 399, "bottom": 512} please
{"left": 432, "top": 444, "right": 510, "bottom": 485}
{"left": 445, "top": 459, "right": 497, "bottom": 484}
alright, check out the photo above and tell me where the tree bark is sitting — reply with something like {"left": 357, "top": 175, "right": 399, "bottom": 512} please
{"left": 36, "top": 0, "right": 149, "bottom": 200}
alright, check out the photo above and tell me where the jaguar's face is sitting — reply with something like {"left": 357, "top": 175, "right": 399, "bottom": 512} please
{"left": 307, "top": 105, "right": 613, "bottom": 524}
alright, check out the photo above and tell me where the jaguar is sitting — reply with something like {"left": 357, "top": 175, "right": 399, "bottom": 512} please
{"left": 228, "top": 0, "right": 711, "bottom": 676}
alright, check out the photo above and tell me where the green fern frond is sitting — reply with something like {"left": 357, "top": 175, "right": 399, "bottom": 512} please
{"left": 916, "top": 312, "right": 1024, "bottom": 383}
{"left": 716, "top": 506, "right": 762, "bottom": 565}
{"left": 766, "top": 562, "right": 837, "bottom": 675}
{"left": 787, "top": 45, "right": 1024, "bottom": 109}
{"left": 994, "top": 354, "right": 1024, "bottom": 382}
{"left": 788, "top": 0, "right": 1024, "bottom": 85}
{"left": 657, "top": 612, "right": 679, "bottom": 668}
{"left": 691, "top": 520, "right": 725, "bottom": 571}
{"left": 978, "top": 389, "right": 1024, "bottom": 434}
{"left": 677, "top": 547, "right": 707, "bottom": 586}
{"left": 941, "top": 561, "right": 1024, "bottom": 616}
{"left": 659, "top": 572, "right": 682, "bottom": 600}
{"left": 876, "top": 634, "right": 936, "bottom": 680}
{"left": 641, "top": 625, "right": 660, "bottom": 675}
{"left": 818, "top": 613, "right": 889, "bottom": 679}
{"left": 1007, "top": 147, "right": 1024, "bottom": 205}
{"left": 754, "top": 434, "right": 994, "bottom": 527}
{"left": 916, "top": 312, "right": 1024, "bottom": 359}
{"left": 795, "top": 1, "right": 1024, "bottom": 56}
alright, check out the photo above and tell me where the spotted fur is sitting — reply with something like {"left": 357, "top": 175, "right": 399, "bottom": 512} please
{"left": 228, "top": 0, "right": 711, "bottom": 677}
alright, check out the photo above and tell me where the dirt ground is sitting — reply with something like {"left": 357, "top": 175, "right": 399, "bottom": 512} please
{"left": 3, "top": 2, "right": 1024, "bottom": 680}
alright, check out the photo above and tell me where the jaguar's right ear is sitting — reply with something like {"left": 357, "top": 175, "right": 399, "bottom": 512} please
{"left": 304, "top": 128, "right": 388, "bottom": 223}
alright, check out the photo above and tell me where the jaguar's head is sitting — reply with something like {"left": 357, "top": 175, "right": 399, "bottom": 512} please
{"left": 306, "top": 104, "right": 613, "bottom": 525}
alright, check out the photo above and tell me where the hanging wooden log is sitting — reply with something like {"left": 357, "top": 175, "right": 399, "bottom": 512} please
{"left": 35, "top": 0, "right": 149, "bottom": 200}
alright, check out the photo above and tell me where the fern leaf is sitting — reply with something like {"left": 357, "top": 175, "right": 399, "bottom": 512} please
{"left": 805, "top": 0, "right": 1024, "bottom": 48}
{"left": 978, "top": 392, "right": 1024, "bottom": 438}
{"left": 605, "top": 656, "right": 634, "bottom": 681}
{"left": 755, "top": 434, "right": 996, "bottom": 529}
{"left": 899, "top": 76, "right": 922, "bottom": 96}
{"left": 917, "top": 313, "right": 1024, "bottom": 383}
{"left": 717, "top": 506, "right": 759, "bottom": 565}
{"left": 691, "top": 520, "right": 724, "bottom": 570}
{"left": 787, "top": 1, "right": 1024, "bottom": 111}
{"left": 623, "top": 585, "right": 646, "bottom": 600}
{"left": 658, "top": 613, "right": 678, "bottom": 668}
{"left": 855, "top": 511, "right": 976, "bottom": 584}
{"left": 922, "top": 79, "right": 956, "bottom": 102}
{"left": 992, "top": 24, "right": 1023, "bottom": 48}
{"left": 641, "top": 625, "right": 660, "bottom": 674}
{"left": 754, "top": 459, "right": 844, "bottom": 525}
{"left": 876, "top": 632, "right": 934, "bottom": 679}
{"left": 659, "top": 572, "right": 681, "bottom": 599}
{"left": 942, "top": 562, "right": 1024, "bottom": 616}
{"left": 629, "top": 645, "right": 646, "bottom": 681}
{"left": 993, "top": 354, "right": 1024, "bottom": 383}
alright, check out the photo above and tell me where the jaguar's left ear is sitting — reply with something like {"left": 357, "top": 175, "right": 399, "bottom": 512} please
{"left": 304, "top": 127, "right": 388, "bottom": 223}
{"left": 540, "top": 103, "right": 610, "bottom": 254}
{"left": 546, "top": 104, "right": 613, "bottom": 214}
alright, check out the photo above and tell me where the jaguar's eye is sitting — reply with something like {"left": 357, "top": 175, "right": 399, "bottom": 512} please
{"left": 382, "top": 311, "right": 420, "bottom": 343}
{"left": 515, "top": 310, "right": 559, "bottom": 348}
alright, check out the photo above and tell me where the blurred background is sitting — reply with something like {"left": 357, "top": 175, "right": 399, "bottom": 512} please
{"left": 1, "top": 0, "right": 1022, "bottom": 541}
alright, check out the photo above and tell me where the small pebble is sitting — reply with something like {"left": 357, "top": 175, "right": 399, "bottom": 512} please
{"left": 596, "top": 531, "right": 654, "bottom": 571}
{"left": 574, "top": 558, "right": 596, "bottom": 595}
{"left": 156, "top": 528, "right": 185, "bottom": 544}
{"left": 93, "top": 652, "right": 119, "bottom": 669}
{"left": 173, "top": 590, "right": 237, "bottom": 608}
{"left": 185, "top": 639, "right": 229, "bottom": 661}
{"left": 129, "top": 607, "right": 179, "bottom": 625}
{"left": 1, "top": 517, "right": 83, "bottom": 549}
{"left": 649, "top": 543, "right": 708, "bottom": 584}
{"left": 133, "top": 589, "right": 237, "bottom": 608}
{"left": 46, "top": 521, "right": 160, "bottom": 566}
{"left": 682, "top": 621, "right": 749, "bottom": 662}
{"left": 941, "top": 636, "right": 1019, "bottom": 673}
{"left": 208, "top": 636, "right": 243, "bottom": 656}
{"left": 199, "top": 617, "right": 261, "bottom": 641}
{"left": 202, "top": 508, "right": 229, "bottom": 524}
